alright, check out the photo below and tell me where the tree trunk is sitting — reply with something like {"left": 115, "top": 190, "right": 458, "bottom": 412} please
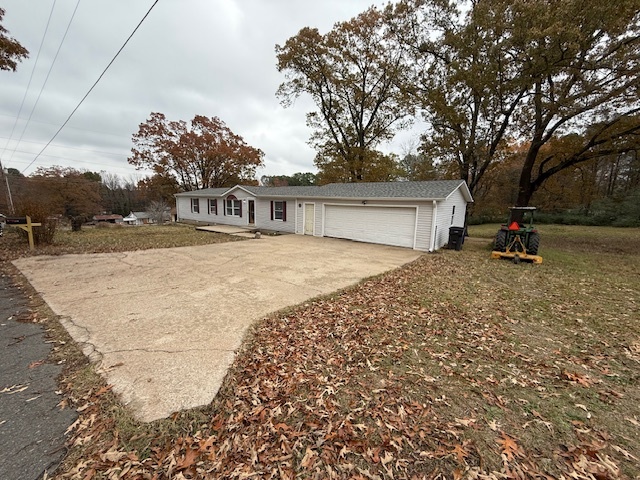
{"left": 71, "top": 217, "right": 84, "bottom": 232}
{"left": 515, "top": 134, "right": 546, "bottom": 207}
{"left": 515, "top": 181, "right": 536, "bottom": 208}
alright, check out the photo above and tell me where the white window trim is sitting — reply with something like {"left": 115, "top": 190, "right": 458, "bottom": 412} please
{"left": 225, "top": 199, "right": 241, "bottom": 217}
{"left": 274, "top": 201, "right": 284, "bottom": 221}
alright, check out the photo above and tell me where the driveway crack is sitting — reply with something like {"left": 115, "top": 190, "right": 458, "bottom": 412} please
{"left": 57, "top": 315, "right": 102, "bottom": 362}
{"left": 102, "top": 347, "right": 235, "bottom": 355}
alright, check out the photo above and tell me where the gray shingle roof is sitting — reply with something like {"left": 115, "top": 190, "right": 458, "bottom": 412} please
{"left": 241, "top": 185, "right": 326, "bottom": 197}
{"left": 314, "top": 180, "right": 468, "bottom": 200}
{"left": 176, "top": 187, "right": 229, "bottom": 197}
{"left": 176, "top": 180, "right": 472, "bottom": 202}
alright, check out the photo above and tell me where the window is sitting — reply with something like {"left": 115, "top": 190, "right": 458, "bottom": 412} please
{"left": 208, "top": 199, "right": 217, "bottom": 215}
{"left": 451, "top": 205, "right": 456, "bottom": 225}
{"left": 225, "top": 195, "right": 241, "bottom": 217}
{"left": 270, "top": 200, "right": 287, "bottom": 221}
{"left": 191, "top": 198, "right": 200, "bottom": 214}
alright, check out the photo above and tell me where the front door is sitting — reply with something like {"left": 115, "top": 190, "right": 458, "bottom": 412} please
{"left": 248, "top": 200, "right": 255, "bottom": 224}
{"left": 304, "top": 203, "right": 314, "bottom": 235}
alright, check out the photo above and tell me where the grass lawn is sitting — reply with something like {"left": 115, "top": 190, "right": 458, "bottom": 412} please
{"left": 5, "top": 224, "right": 640, "bottom": 478}
{"left": 0, "top": 223, "right": 242, "bottom": 262}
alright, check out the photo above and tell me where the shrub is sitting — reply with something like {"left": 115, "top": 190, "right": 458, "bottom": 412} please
{"left": 16, "top": 200, "right": 58, "bottom": 245}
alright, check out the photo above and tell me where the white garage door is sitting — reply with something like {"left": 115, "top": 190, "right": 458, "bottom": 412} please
{"left": 324, "top": 205, "right": 416, "bottom": 248}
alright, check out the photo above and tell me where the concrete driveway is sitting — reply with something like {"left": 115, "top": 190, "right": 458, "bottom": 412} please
{"left": 13, "top": 235, "right": 420, "bottom": 422}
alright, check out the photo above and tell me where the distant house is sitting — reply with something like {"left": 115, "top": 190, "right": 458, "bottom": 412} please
{"left": 175, "top": 180, "right": 473, "bottom": 252}
{"left": 123, "top": 211, "right": 151, "bottom": 226}
{"left": 93, "top": 214, "right": 123, "bottom": 224}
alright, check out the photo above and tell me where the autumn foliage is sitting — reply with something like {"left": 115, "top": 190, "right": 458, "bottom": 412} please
{"left": 0, "top": 8, "right": 28, "bottom": 72}
{"left": 277, "top": 8, "right": 411, "bottom": 183}
{"left": 129, "top": 113, "right": 264, "bottom": 191}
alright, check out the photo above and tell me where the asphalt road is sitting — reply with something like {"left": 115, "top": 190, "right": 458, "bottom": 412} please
{"left": 0, "top": 274, "right": 76, "bottom": 480}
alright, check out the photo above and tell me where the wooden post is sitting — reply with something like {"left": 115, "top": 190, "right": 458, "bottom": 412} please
{"left": 10, "top": 216, "right": 42, "bottom": 251}
{"left": 26, "top": 216, "right": 35, "bottom": 250}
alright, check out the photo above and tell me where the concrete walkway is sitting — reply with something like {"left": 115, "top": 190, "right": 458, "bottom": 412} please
{"left": 196, "top": 224, "right": 253, "bottom": 234}
{"left": 14, "top": 235, "right": 420, "bottom": 422}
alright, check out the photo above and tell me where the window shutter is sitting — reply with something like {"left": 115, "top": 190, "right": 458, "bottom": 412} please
{"left": 223, "top": 200, "right": 226, "bottom": 216}
{"left": 214, "top": 199, "right": 217, "bottom": 215}
{"left": 270, "top": 201, "right": 274, "bottom": 221}
{"left": 282, "top": 201, "right": 287, "bottom": 222}
{"left": 239, "top": 201, "right": 243, "bottom": 217}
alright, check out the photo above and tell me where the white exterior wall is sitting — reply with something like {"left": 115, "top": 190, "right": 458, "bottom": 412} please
{"left": 220, "top": 188, "right": 253, "bottom": 227}
{"left": 176, "top": 196, "right": 218, "bottom": 224}
{"left": 433, "top": 188, "right": 468, "bottom": 249}
{"left": 176, "top": 188, "right": 254, "bottom": 226}
{"left": 292, "top": 199, "right": 323, "bottom": 235}
{"left": 254, "top": 198, "right": 296, "bottom": 233}
{"left": 295, "top": 201, "right": 304, "bottom": 234}
{"left": 177, "top": 186, "right": 468, "bottom": 252}
{"left": 291, "top": 198, "right": 436, "bottom": 252}
{"left": 414, "top": 202, "right": 435, "bottom": 251}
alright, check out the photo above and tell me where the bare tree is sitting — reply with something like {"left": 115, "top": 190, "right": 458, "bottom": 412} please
{"left": 147, "top": 199, "right": 169, "bottom": 225}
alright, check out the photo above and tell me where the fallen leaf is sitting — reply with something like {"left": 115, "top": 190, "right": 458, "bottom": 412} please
{"left": 497, "top": 432, "right": 522, "bottom": 461}
{"left": 451, "top": 443, "right": 468, "bottom": 463}
{"left": 28, "top": 360, "right": 45, "bottom": 369}
{"left": 611, "top": 444, "right": 638, "bottom": 461}
{"left": 300, "top": 447, "right": 316, "bottom": 468}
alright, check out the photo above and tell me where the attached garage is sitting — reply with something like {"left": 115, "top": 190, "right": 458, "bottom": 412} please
{"left": 324, "top": 205, "right": 417, "bottom": 248}
{"left": 176, "top": 180, "right": 473, "bottom": 251}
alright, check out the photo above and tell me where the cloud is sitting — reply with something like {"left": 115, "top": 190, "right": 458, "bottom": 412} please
{"left": 0, "top": 0, "right": 402, "bottom": 181}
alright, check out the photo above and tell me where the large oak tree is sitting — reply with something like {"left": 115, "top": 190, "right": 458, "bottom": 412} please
{"left": 129, "top": 113, "right": 264, "bottom": 191}
{"left": 276, "top": 7, "right": 411, "bottom": 182}
{"left": 389, "top": 0, "right": 640, "bottom": 207}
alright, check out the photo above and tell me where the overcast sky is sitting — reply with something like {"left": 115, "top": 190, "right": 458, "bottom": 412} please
{"left": 0, "top": 0, "right": 420, "bottom": 182}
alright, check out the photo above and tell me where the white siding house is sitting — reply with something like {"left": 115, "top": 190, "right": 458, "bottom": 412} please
{"left": 175, "top": 180, "right": 473, "bottom": 252}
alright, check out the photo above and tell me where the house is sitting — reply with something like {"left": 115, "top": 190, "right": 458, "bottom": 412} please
{"left": 93, "top": 214, "right": 123, "bottom": 224}
{"left": 175, "top": 180, "right": 473, "bottom": 252}
{"left": 123, "top": 211, "right": 151, "bottom": 226}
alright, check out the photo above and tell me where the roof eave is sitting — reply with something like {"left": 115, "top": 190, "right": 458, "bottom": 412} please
{"left": 444, "top": 180, "right": 474, "bottom": 203}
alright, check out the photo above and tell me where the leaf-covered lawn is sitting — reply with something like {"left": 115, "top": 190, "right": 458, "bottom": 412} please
{"left": 19, "top": 226, "right": 640, "bottom": 478}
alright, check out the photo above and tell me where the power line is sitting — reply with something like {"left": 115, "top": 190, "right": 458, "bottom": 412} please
{"left": 7, "top": 152, "right": 136, "bottom": 173}
{"left": 6, "top": 0, "right": 82, "bottom": 166}
{"left": 0, "top": 112, "right": 128, "bottom": 138}
{"left": 21, "top": 0, "right": 161, "bottom": 174}
{"left": 0, "top": 136, "right": 129, "bottom": 158}
{"left": 0, "top": 0, "right": 58, "bottom": 164}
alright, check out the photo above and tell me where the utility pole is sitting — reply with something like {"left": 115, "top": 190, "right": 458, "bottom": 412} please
{"left": 0, "top": 159, "right": 15, "bottom": 214}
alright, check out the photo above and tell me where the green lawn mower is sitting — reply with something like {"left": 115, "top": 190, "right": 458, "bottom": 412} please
{"left": 491, "top": 207, "right": 542, "bottom": 264}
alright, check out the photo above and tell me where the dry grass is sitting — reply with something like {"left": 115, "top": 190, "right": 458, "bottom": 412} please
{"left": 4, "top": 224, "right": 639, "bottom": 478}
{"left": 0, "top": 223, "right": 241, "bottom": 262}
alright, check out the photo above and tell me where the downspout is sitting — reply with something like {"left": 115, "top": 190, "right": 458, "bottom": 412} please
{"left": 429, "top": 200, "right": 438, "bottom": 252}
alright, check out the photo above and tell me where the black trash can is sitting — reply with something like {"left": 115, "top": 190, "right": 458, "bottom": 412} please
{"left": 448, "top": 226, "right": 465, "bottom": 251}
